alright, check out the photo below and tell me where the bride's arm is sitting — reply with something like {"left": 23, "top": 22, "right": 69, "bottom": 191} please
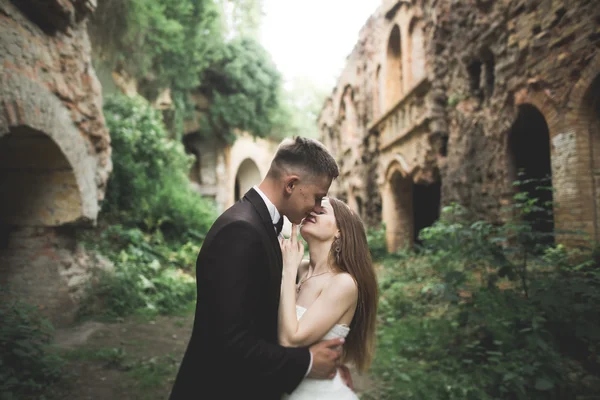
{"left": 279, "top": 271, "right": 357, "bottom": 348}
{"left": 278, "top": 239, "right": 305, "bottom": 346}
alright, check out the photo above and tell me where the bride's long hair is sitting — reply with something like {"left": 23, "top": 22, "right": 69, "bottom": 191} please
{"left": 328, "top": 198, "right": 378, "bottom": 373}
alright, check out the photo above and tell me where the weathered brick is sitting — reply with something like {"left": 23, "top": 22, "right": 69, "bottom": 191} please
{"left": 320, "top": 0, "right": 600, "bottom": 251}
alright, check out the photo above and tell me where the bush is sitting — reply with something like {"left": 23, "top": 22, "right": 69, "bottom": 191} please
{"left": 367, "top": 185, "right": 600, "bottom": 399}
{"left": 0, "top": 291, "right": 66, "bottom": 399}
{"left": 78, "top": 225, "right": 198, "bottom": 319}
{"left": 101, "top": 93, "right": 216, "bottom": 242}
{"left": 78, "top": 94, "right": 215, "bottom": 319}
{"left": 367, "top": 225, "right": 388, "bottom": 261}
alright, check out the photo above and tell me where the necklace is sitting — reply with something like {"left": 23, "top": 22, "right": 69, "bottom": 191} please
{"left": 296, "top": 271, "right": 332, "bottom": 293}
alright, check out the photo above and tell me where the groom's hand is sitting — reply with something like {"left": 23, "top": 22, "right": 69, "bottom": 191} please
{"left": 307, "top": 338, "right": 344, "bottom": 379}
{"left": 339, "top": 364, "right": 354, "bottom": 391}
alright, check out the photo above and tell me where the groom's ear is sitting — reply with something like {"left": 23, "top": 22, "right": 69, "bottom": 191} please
{"left": 284, "top": 175, "right": 300, "bottom": 195}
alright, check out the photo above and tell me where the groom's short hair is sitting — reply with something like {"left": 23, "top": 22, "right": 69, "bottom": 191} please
{"left": 268, "top": 136, "right": 339, "bottom": 180}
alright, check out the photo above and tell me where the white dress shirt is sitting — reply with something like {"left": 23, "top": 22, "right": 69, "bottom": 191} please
{"left": 252, "top": 186, "right": 313, "bottom": 377}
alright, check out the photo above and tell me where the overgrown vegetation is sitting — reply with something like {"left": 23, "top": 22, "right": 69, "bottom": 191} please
{"left": 88, "top": 0, "right": 318, "bottom": 141}
{"left": 0, "top": 290, "right": 67, "bottom": 400}
{"left": 100, "top": 94, "right": 215, "bottom": 240}
{"left": 365, "top": 180, "right": 600, "bottom": 399}
{"left": 196, "top": 36, "right": 288, "bottom": 142}
{"left": 78, "top": 94, "right": 217, "bottom": 320}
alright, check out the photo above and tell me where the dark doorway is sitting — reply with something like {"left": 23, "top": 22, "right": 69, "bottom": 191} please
{"left": 508, "top": 104, "right": 554, "bottom": 244}
{"left": 412, "top": 182, "right": 441, "bottom": 245}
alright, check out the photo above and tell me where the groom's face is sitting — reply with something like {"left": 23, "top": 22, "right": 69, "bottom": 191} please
{"left": 285, "top": 174, "right": 332, "bottom": 225}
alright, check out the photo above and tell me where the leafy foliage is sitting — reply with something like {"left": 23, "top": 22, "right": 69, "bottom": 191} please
{"left": 90, "top": 0, "right": 222, "bottom": 95}
{"left": 197, "top": 36, "right": 287, "bottom": 142}
{"left": 365, "top": 179, "right": 600, "bottom": 400}
{"left": 0, "top": 290, "right": 67, "bottom": 399}
{"left": 101, "top": 93, "right": 216, "bottom": 241}
{"left": 90, "top": 0, "right": 296, "bottom": 140}
{"left": 78, "top": 225, "right": 198, "bottom": 319}
{"left": 79, "top": 94, "right": 216, "bottom": 319}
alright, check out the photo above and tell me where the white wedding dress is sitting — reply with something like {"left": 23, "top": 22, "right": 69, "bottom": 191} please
{"left": 282, "top": 305, "right": 359, "bottom": 400}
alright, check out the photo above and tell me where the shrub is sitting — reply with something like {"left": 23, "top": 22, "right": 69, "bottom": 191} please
{"left": 366, "top": 181, "right": 600, "bottom": 399}
{"left": 101, "top": 93, "right": 216, "bottom": 242}
{"left": 0, "top": 290, "right": 66, "bottom": 399}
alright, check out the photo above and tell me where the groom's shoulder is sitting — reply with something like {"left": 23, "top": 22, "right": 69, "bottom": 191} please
{"left": 208, "top": 201, "right": 259, "bottom": 233}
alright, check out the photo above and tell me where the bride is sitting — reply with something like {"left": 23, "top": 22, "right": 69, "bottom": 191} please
{"left": 278, "top": 197, "right": 379, "bottom": 399}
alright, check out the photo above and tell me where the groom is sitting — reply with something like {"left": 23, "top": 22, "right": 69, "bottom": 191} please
{"left": 169, "top": 137, "right": 346, "bottom": 399}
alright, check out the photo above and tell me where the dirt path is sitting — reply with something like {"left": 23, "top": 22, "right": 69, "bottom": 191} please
{"left": 54, "top": 314, "right": 376, "bottom": 399}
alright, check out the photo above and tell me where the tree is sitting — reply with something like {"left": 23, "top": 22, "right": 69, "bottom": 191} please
{"left": 197, "top": 36, "right": 285, "bottom": 142}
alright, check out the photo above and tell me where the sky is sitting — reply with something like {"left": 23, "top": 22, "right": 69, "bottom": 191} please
{"left": 259, "top": 0, "right": 380, "bottom": 91}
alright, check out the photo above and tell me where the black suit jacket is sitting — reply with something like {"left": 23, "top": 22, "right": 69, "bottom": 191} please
{"left": 169, "top": 188, "right": 311, "bottom": 399}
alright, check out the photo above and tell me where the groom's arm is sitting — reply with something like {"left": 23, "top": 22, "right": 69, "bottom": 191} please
{"left": 200, "top": 221, "right": 310, "bottom": 394}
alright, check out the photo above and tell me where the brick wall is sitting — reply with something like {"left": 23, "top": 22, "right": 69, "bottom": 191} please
{"left": 320, "top": 0, "right": 600, "bottom": 249}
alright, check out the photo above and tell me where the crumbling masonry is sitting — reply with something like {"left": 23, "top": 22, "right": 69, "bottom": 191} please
{"left": 319, "top": 0, "right": 600, "bottom": 252}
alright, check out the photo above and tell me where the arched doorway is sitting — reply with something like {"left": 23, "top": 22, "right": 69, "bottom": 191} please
{"left": 234, "top": 158, "right": 261, "bottom": 201}
{"left": 385, "top": 25, "right": 403, "bottom": 110}
{"left": 0, "top": 125, "right": 86, "bottom": 326}
{"left": 0, "top": 126, "right": 82, "bottom": 226}
{"left": 507, "top": 104, "right": 554, "bottom": 243}
{"left": 412, "top": 181, "right": 441, "bottom": 246}
{"left": 409, "top": 18, "right": 425, "bottom": 85}
{"left": 382, "top": 161, "right": 442, "bottom": 251}
{"left": 383, "top": 169, "right": 413, "bottom": 252}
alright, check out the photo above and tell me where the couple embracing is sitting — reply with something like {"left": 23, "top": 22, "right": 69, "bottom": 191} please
{"left": 169, "top": 137, "right": 379, "bottom": 399}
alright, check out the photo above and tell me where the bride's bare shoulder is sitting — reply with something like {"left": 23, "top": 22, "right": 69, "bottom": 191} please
{"left": 327, "top": 272, "right": 358, "bottom": 295}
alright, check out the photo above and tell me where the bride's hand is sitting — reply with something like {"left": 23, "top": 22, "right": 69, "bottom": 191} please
{"left": 280, "top": 223, "right": 304, "bottom": 273}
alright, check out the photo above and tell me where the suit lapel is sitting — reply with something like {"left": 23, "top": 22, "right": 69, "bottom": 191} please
{"left": 243, "top": 188, "right": 283, "bottom": 269}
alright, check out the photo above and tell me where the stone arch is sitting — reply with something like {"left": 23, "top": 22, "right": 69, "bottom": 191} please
{"left": 380, "top": 155, "right": 441, "bottom": 251}
{"left": 382, "top": 160, "right": 414, "bottom": 252}
{"left": 385, "top": 24, "right": 403, "bottom": 111}
{"left": 408, "top": 17, "right": 426, "bottom": 85}
{"left": 506, "top": 103, "right": 555, "bottom": 244}
{"left": 234, "top": 158, "right": 261, "bottom": 201}
{"left": 566, "top": 53, "right": 600, "bottom": 242}
{"left": 0, "top": 76, "right": 98, "bottom": 226}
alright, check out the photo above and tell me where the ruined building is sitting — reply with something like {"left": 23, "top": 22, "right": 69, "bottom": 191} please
{"left": 0, "top": 0, "right": 112, "bottom": 325}
{"left": 320, "top": 0, "right": 600, "bottom": 252}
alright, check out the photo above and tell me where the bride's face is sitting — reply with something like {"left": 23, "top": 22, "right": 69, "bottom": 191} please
{"left": 299, "top": 198, "right": 339, "bottom": 242}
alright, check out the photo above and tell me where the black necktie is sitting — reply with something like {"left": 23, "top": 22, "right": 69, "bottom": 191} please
{"left": 274, "top": 218, "right": 283, "bottom": 236}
